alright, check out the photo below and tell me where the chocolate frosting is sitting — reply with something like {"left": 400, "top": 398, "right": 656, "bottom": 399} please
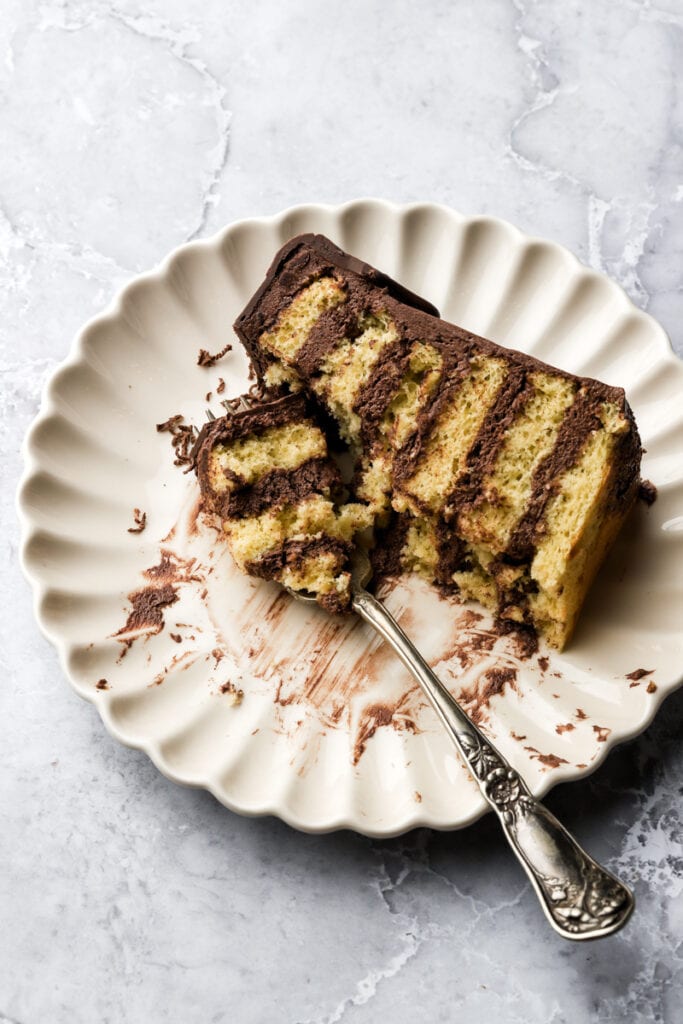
{"left": 234, "top": 233, "right": 439, "bottom": 375}
{"left": 214, "top": 457, "right": 342, "bottom": 519}
{"left": 245, "top": 536, "right": 352, "bottom": 615}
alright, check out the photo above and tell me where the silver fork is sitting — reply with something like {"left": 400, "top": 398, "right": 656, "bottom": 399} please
{"left": 287, "top": 549, "right": 634, "bottom": 941}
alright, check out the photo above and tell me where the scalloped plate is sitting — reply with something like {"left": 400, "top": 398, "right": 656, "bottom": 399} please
{"left": 18, "top": 200, "right": 683, "bottom": 836}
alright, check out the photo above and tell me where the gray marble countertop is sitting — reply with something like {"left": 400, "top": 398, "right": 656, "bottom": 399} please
{"left": 2, "top": 1, "right": 682, "bottom": 1021}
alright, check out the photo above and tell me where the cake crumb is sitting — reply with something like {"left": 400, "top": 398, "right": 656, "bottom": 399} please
{"left": 220, "top": 681, "right": 244, "bottom": 704}
{"left": 414, "top": 791, "right": 422, "bottom": 803}
{"left": 156, "top": 413, "right": 184, "bottom": 434}
{"left": 197, "top": 342, "right": 232, "bottom": 367}
{"left": 127, "top": 508, "right": 147, "bottom": 534}
{"left": 626, "top": 667, "right": 653, "bottom": 681}
{"left": 95, "top": 678, "right": 109, "bottom": 690}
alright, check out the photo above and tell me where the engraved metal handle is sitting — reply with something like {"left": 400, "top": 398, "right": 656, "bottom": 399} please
{"left": 352, "top": 585, "right": 635, "bottom": 941}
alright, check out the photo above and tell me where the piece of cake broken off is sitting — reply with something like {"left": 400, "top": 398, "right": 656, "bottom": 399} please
{"left": 192, "top": 392, "right": 372, "bottom": 613}
{"left": 233, "top": 233, "right": 642, "bottom": 649}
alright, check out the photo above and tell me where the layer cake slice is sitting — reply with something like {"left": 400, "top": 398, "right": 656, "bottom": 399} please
{"left": 230, "top": 234, "right": 642, "bottom": 649}
{"left": 193, "top": 392, "right": 372, "bottom": 613}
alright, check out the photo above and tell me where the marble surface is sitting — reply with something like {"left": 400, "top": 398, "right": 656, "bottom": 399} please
{"left": 2, "top": 0, "right": 683, "bottom": 1020}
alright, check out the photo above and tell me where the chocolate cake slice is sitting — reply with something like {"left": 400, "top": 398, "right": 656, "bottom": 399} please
{"left": 193, "top": 392, "right": 372, "bottom": 613}
{"left": 232, "top": 234, "right": 642, "bottom": 649}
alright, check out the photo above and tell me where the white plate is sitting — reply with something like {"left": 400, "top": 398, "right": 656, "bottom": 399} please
{"left": 18, "top": 200, "right": 683, "bottom": 837}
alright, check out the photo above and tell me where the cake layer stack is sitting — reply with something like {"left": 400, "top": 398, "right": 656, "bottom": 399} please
{"left": 231, "top": 234, "right": 641, "bottom": 648}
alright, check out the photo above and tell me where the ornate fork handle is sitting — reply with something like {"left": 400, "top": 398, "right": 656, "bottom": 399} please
{"left": 352, "top": 586, "right": 634, "bottom": 941}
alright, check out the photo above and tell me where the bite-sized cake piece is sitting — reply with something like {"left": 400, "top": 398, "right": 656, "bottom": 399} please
{"left": 234, "top": 234, "right": 642, "bottom": 649}
{"left": 192, "top": 392, "right": 372, "bottom": 613}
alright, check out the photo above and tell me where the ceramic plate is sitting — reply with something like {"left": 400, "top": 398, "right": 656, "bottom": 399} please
{"left": 18, "top": 200, "right": 683, "bottom": 836}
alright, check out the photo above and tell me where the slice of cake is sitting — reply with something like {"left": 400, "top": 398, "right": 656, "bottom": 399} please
{"left": 192, "top": 391, "right": 372, "bottom": 613}
{"left": 232, "top": 234, "right": 642, "bottom": 649}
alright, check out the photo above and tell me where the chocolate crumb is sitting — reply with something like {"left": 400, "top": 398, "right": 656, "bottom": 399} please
{"left": 127, "top": 507, "right": 147, "bottom": 534}
{"left": 592, "top": 724, "right": 610, "bottom": 742}
{"left": 220, "top": 681, "right": 244, "bottom": 704}
{"left": 95, "top": 678, "right": 109, "bottom": 690}
{"left": 216, "top": 377, "right": 226, "bottom": 394}
{"left": 156, "top": 414, "right": 199, "bottom": 470}
{"left": 638, "top": 480, "right": 657, "bottom": 505}
{"left": 576, "top": 708, "right": 588, "bottom": 720}
{"left": 197, "top": 342, "right": 232, "bottom": 368}
{"left": 555, "top": 722, "right": 575, "bottom": 735}
{"left": 205, "top": 391, "right": 212, "bottom": 402}
{"left": 537, "top": 655, "right": 549, "bottom": 672}
{"left": 156, "top": 414, "right": 184, "bottom": 434}
{"left": 169, "top": 632, "right": 182, "bottom": 643}
{"left": 646, "top": 681, "right": 658, "bottom": 694}
{"left": 626, "top": 667, "right": 654, "bottom": 681}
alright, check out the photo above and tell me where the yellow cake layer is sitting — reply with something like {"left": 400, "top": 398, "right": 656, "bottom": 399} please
{"left": 312, "top": 312, "right": 398, "bottom": 446}
{"left": 356, "top": 342, "right": 443, "bottom": 515}
{"left": 208, "top": 421, "right": 327, "bottom": 491}
{"left": 280, "top": 551, "right": 350, "bottom": 599}
{"left": 394, "top": 355, "right": 507, "bottom": 515}
{"left": 224, "top": 494, "right": 372, "bottom": 569}
{"left": 455, "top": 372, "right": 577, "bottom": 553}
{"left": 259, "top": 276, "right": 346, "bottom": 363}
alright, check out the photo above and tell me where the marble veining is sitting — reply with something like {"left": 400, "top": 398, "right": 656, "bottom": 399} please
{"left": 2, "top": 0, "right": 682, "bottom": 1021}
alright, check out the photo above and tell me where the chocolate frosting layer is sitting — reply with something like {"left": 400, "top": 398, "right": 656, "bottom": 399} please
{"left": 246, "top": 535, "right": 349, "bottom": 578}
{"left": 353, "top": 338, "right": 412, "bottom": 448}
{"left": 505, "top": 389, "right": 604, "bottom": 560}
{"left": 245, "top": 536, "right": 352, "bottom": 615}
{"left": 369, "top": 512, "right": 411, "bottom": 583}
{"left": 216, "top": 457, "right": 341, "bottom": 519}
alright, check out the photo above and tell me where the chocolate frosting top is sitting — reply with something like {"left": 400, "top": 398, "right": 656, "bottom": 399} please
{"left": 235, "top": 232, "right": 439, "bottom": 338}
